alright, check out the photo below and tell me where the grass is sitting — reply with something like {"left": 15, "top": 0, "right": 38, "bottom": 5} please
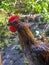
{"left": 0, "top": 12, "right": 8, "bottom": 24}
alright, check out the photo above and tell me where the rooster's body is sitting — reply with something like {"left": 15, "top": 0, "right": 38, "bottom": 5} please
{"left": 8, "top": 15, "right": 49, "bottom": 65}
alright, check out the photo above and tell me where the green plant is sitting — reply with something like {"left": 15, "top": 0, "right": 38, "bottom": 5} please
{"left": 41, "top": 12, "right": 49, "bottom": 23}
{"left": 0, "top": 0, "right": 49, "bottom": 14}
{"left": 0, "top": 13, "right": 11, "bottom": 49}
{"left": 0, "top": 0, "right": 15, "bottom": 15}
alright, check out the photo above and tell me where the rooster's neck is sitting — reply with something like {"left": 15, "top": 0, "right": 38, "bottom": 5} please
{"left": 18, "top": 24, "right": 36, "bottom": 46}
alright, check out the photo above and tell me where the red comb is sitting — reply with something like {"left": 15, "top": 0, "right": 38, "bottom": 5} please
{"left": 8, "top": 15, "right": 19, "bottom": 23}
{"left": 8, "top": 15, "right": 19, "bottom": 32}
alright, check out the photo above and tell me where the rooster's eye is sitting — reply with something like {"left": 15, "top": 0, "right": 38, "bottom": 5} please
{"left": 13, "top": 21, "right": 18, "bottom": 24}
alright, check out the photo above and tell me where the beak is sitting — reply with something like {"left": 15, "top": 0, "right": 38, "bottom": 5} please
{"left": 7, "top": 23, "right": 13, "bottom": 26}
{"left": 7, "top": 22, "right": 14, "bottom": 26}
{"left": 7, "top": 22, "right": 15, "bottom": 26}
{"left": 7, "top": 23, "right": 10, "bottom": 26}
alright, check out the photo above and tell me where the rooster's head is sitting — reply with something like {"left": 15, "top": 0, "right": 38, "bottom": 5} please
{"left": 8, "top": 15, "right": 23, "bottom": 32}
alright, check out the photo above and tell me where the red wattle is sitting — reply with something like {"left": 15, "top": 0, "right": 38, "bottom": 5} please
{"left": 10, "top": 26, "right": 17, "bottom": 32}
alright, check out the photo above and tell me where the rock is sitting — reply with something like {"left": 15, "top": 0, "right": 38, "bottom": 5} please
{"left": 2, "top": 42, "right": 25, "bottom": 65}
{"left": 2, "top": 59, "right": 14, "bottom": 65}
{"left": 14, "top": 62, "right": 25, "bottom": 65}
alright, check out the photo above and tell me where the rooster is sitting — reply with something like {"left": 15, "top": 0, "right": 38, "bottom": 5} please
{"left": 8, "top": 15, "right": 49, "bottom": 65}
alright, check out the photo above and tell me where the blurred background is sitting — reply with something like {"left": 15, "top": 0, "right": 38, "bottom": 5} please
{"left": 0, "top": 1, "right": 49, "bottom": 65}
